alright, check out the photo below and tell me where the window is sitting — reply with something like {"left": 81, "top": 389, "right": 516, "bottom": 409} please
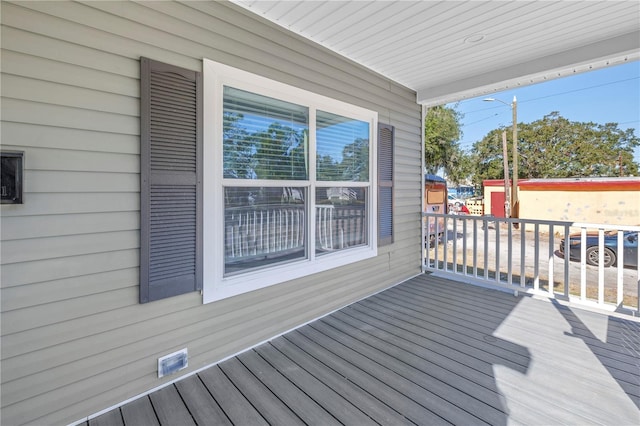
{"left": 203, "top": 59, "right": 378, "bottom": 302}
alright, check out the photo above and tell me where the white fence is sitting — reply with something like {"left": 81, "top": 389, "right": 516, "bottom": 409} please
{"left": 423, "top": 213, "right": 640, "bottom": 316}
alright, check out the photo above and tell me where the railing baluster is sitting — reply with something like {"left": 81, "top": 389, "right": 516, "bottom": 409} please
{"left": 462, "top": 218, "right": 468, "bottom": 275}
{"left": 580, "top": 228, "right": 587, "bottom": 301}
{"left": 507, "top": 223, "right": 513, "bottom": 285}
{"left": 453, "top": 217, "right": 458, "bottom": 273}
{"left": 495, "top": 219, "right": 501, "bottom": 284}
{"left": 617, "top": 231, "right": 624, "bottom": 306}
{"left": 483, "top": 218, "right": 489, "bottom": 281}
{"left": 534, "top": 223, "right": 540, "bottom": 291}
{"left": 548, "top": 225, "right": 554, "bottom": 296}
{"left": 564, "top": 225, "right": 570, "bottom": 297}
{"left": 473, "top": 218, "right": 478, "bottom": 278}
{"left": 520, "top": 225, "right": 526, "bottom": 288}
{"left": 598, "top": 229, "right": 605, "bottom": 305}
{"left": 443, "top": 216, "right": 449, "bottom": 272}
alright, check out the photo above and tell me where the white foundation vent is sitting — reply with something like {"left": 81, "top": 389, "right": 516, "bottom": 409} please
{"left": 158, "top": 348, "right": 188, "bottom": 378}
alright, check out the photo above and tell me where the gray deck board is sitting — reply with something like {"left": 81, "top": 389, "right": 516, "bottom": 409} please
{"left": 237, "top": 349, "right": 342, "bottom": 426}
{"left": 120, "top": 396, "right": 159, "bottom": 426}
{"left": 253, "top": 344, "right": 378, "bottom": 425}
{"left": 219, "top": 357, "right": 305, "bottom": 425}
{"left": 328, "top": 309, "right": 508, "bottom": 418}
{"left": 100, "top": 274, "right": 640, "bottom": 426}
{"left": 286, "top": 329, "right": 449, "bottom": 425}
{"left": 268, "top": 336, "right": 414, "bottom": 425}
{"left": 149, "top": 385, "right": 196, "bottom": 426}
{"left": 175, "top": 375, "right": 232, "bottom": 426}
{"left": 198, "top": 366, "right": 268, "bottom": 426}
{"left": 88, "top": 409, "right": 123, "bottom": 426}
{"left": 314, "top": 315, "right": 500, "bottom": 425}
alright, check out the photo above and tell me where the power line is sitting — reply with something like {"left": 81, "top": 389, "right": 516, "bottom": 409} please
{"left": 459, "top": 76, "right": 639, "bottom": 115}
{"left": 519, "top": 76, "right": 640, "bottom": 105}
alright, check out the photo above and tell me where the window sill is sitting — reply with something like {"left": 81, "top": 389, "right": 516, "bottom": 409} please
{"left": 203, "top": 245, "right": 377, "bottom": 303}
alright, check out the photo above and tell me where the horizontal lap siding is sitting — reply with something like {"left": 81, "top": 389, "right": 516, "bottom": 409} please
{"left": 0, "top": 1, "right": 421, "bottom": 425}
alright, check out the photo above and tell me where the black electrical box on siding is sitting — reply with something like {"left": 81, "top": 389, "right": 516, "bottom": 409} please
{"left": 1, "top": 151, "right": 24, "bottom": 204}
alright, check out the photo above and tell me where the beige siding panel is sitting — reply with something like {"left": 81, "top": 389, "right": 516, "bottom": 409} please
{"left": 1, "top": 212, "right": 139, "bottom": 240}
{"left": 0, "top": 1, "right": 423, "bottom": 424}
{"left": 1, "top": 26, "right": 139, "bottom": 78}
{"left": 24, "top": 170, "right": 139, "bottom": 193}
{"left": 0, "top": 193, "right": 139, "bottom": 217}
{"left": 1, "top": 291, "right": 199, "bottom": 360}
{"left": 3, "top": 98, "right": 139, "bottom": 134}
{"left": 1, "top": 230, "right": 138, "bottom": 265}
{"left": 2, "top": 286, "right": 139, "bottom": 336}
{"left": 1, "top": 267, "right": 138, "bottom": 312}
{"left": 2, "top": 2, "right": 202, "bottom": 71}
{"left": 1, "top": 146, "right": 138, "bottom": 174}
{"left": 2, "top": 74, "right": 138, "bottom": 115}
{"left": 1, "top": 122, "right": 139, "bottom": 154}
{"left": 1, "top": 249, "right": 139, "bottom": 288}
{"left": 2, "top": 49, "right": 139, "bottom": 97}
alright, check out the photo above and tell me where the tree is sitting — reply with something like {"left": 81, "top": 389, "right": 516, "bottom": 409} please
{"left": 340, "top": 137, "right": 369, "bottom": 182}
{"left": 424, "top": 105, "right": 470, "bottom": 184}
{"left": 471, "top": 112, "right": 639, "bottom": 185}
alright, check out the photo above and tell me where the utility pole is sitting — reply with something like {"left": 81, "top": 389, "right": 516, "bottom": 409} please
{"left": 619, "top": 152, "right": 623, "bottom": 176}
{"left": 484, "top": 96, "right": 518, "bottom": 226}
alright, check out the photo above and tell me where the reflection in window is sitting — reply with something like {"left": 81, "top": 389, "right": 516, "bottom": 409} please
{"left": 316, "top": 187, "right": 367, "bottom": 254}
{"left": 224, "top": 186, "right": 306, "bottom": 275}
{"left": 223, "top": 87, "right": 308, "bottom": 180}
{"left": 316, "top": 111, "right": 369, "bottom": 182}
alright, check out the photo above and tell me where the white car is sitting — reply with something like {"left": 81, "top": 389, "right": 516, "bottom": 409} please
{"left": 447, "top": 194, "right": 465, "bottom": 207}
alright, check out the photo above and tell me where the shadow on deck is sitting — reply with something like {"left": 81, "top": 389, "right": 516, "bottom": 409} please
{"left": 87, "top": 274, "right": 640, "bottom": 425}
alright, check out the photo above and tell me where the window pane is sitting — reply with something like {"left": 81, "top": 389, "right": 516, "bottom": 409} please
{"left": 224, "top": 186, "right": 306, "bottom": 275}
{"left": 315, "top": 187, "right": 367, "bottom": 254}
{"left": 223, "top": 87, "right": 309, "bottom": 180}
{"left": 316, "top": 111, "right": 369, "bottom": 182}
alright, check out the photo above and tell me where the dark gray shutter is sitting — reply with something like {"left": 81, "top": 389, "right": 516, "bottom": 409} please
{"left": 140, "top": 57, "right": 202, "bottom": 303}
{"left": 378, "top": 123, "right": 394, "bottom": 246}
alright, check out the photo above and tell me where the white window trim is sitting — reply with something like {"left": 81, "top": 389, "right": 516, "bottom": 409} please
{"left": 203, "top": 58, "right": 377, "bottom": 304}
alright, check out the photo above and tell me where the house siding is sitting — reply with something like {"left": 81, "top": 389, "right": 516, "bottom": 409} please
{"left": 0, "top": 1, "right": 422, "bottom": 424}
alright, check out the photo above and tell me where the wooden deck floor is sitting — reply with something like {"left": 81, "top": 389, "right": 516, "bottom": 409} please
{"left": 88, "top": 274, "right": 640, "bottom": 425}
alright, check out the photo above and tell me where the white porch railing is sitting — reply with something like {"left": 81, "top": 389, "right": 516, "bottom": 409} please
{"left": 422, "top": 213, "right": 640, "bottom": 316}
{"left": 226, "top": 205, "right": 366, "bottom": 263}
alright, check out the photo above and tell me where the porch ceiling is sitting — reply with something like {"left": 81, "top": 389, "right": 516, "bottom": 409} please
{"left": 231, "top": 1, "right": 640, "bottom": 106}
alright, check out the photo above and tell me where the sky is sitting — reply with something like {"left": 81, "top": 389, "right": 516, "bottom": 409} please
{"left": 448, "top": 60, "right": 640, "bottom": 164}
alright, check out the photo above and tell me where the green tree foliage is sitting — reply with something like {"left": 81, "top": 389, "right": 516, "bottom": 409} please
{"left": 316, "top": 137, "right": 369, "bottom": 182}
{"left": 340, "top": 137, "right": 369, "bottom": 182}
{"left": 472, "top": 112, "right": 639, "bottom": 185}
{"left": 252, "top": 122, "right": 307, "bottom": 180}
{"left": 424, "top": 105, "right": 469, "bottom": 184}
{"left": 223, "top": 112, "right": 254, "bottom": 179}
